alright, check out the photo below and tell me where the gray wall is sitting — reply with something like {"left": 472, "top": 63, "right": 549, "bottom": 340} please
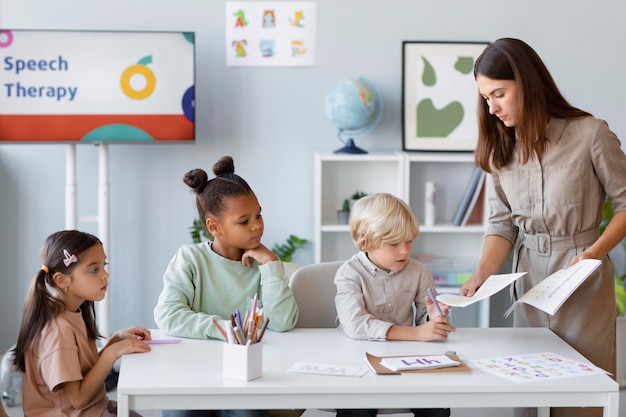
{"left": 2, "top": 0, "right": 626, "bottom": 351}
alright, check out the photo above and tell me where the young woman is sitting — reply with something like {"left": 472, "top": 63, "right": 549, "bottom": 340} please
{"left": 461, "top": 38, "right": 626, "bottom": 417}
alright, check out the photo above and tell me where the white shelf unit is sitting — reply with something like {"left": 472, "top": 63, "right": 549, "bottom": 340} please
{"left": 314, "top": 151, "right": 490, "bottom": 327}
{"left": 314, "top": 152, "right": 406, "bottom": 264}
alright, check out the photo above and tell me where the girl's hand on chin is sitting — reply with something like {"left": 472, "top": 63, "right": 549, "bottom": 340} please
{"left": 242, "top": 244, "right": 279, "bottom": 267}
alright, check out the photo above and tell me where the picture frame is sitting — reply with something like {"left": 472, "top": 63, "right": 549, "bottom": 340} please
{"left": 402, "top": 41, "right": 489, "bottom": 152}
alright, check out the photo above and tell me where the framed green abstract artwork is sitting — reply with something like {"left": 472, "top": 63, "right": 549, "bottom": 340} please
{"left": 402, "top": 41, "right": 489, "bottom": 152}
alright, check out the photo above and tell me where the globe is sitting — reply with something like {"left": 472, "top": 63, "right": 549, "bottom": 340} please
{"left": 324, "top": 77, "right": 383, "bottom": 154}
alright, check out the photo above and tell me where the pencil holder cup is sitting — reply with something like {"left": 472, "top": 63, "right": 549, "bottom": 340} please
{"left": 222, "top": 342, "right": 263, "bottom": 381}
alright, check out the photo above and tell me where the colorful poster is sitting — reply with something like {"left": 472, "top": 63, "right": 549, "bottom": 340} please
{"left": 471, "top": 352, "right": 607, "bottom": 383}
{"left": 226, "top": 2, "right": 316, "bottom": 67}
{"left": 0, "top": 29, "right": 195, "bottom": 143}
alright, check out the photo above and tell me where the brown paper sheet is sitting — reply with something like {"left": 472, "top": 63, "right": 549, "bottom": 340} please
{"left": 364, "top": 353, "right": 473, "bottom": 375}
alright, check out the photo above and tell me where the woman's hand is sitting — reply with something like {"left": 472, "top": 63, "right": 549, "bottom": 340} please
{"left": 565, "top": 248, "right": 601, "bottom": 268}
{"left": 462, "top": 235, "right": 513, "bottom": 296}
{"left": 460, "top": 273, "right": 487, "bottom": 297}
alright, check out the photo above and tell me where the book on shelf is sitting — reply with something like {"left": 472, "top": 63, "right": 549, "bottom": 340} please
{"left": 452, "top": 167, "right": 486, "bottom": 226}
{"left": 418, "top": 255, "right": 475, "bottom": 286}
{"left": 461, "top": 177, "right": 486, "bottom": 226}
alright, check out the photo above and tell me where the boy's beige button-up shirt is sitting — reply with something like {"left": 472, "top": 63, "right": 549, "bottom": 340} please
{"left": 335, "top": 251, "right": 435, "bottom": 340}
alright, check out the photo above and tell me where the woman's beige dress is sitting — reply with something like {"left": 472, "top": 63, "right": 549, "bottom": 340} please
{"left": 488, "top": 117, "right": 626, "bottom": 417}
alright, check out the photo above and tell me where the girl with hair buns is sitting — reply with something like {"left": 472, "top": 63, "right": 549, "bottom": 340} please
{"left": 13, "top": 230, "right": 151, "bottom": 417}
{"left": 154, "top": 156, "right": 299, "bottom": 417}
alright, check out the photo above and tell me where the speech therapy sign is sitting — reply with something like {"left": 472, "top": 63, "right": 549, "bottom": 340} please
{"left": 0, "top": 29, "right": 195, "bottom": 143}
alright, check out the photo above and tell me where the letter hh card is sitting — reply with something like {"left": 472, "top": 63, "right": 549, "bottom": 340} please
{"left": 380, "top": 354, "right": 461, "bottom": 372}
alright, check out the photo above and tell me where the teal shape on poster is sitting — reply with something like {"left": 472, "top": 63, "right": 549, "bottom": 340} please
{"left": 183, "top": 32, "right": 194, "bottom": 44}
{"left": 81, "top": 124, "right": 154, "bottom": 142}
{"left": 416, "top": 99, "right": 464, "bottom": 138}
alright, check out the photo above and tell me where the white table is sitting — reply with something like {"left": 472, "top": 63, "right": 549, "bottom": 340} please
{"left": 117, "top": 328, "right": 619, "bottom": 417}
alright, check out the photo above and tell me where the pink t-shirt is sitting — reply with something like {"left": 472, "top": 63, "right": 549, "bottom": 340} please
{"left": 22, "top": 309, "right": 108, "bottom": 417}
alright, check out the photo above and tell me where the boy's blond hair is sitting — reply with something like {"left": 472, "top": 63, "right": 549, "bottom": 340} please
{"left": 349, "top": 193, "right": 420, "bottom": 251}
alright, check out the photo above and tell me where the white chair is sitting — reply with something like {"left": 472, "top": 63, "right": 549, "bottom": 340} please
{"left": 0, "top": 399, "right": 9, "bottom": 417}
{"left": 282, "top": 262, "right": 303, "bottom": 281}
{"left": 289, "top": 261, "right": 412, "bottom": 416}
{"left": 289, "top": 261, "right": 344, "bottom": 328}
{"left": 1, "top": 346, "right": 20, "bottom": 409}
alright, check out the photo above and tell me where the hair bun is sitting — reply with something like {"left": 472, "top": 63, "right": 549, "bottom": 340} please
{"left": 213, "top": 156, "right": 235, "bottom": 176}
{"left": 183, "top": 169, "right": 209, "bottom": 193}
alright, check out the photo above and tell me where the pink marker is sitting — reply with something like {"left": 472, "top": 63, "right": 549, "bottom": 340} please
{"left": 143, "top": 339, "right": 181, "bottom": 344}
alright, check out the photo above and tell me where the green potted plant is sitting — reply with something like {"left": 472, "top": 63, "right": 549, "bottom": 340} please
{"left": 350, "top": 190, "right": 368, "bottom": 210}
{"left": 600, "top": 197, "right": 626, "bottom": 387}
{"left": 272, "top": 235, "right": 308, "bottom": 263}
{"left": 337, "top": 198, "right": 350, "bottom": 225}
{"left": 190, "top": 218, "right": 213, "bottom": 243}
{"left": 599, "top": 198, "right": 626, "bottom": 314}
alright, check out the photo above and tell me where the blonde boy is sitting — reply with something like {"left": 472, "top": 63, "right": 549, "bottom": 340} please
{"left": 335, "top": 192, "right": 454, "bottom": 341}
{"left": 334, "top": 193, "right": 454, "bottom": 417}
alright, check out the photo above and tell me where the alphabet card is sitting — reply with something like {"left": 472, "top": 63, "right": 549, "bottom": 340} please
{"left": 288, "top": 362, "right": 368, "bottom": 377}
{"left": 471, "top": 352, "right": 608, "bottom": 383}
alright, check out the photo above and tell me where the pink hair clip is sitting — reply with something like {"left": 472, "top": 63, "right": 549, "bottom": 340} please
{"left": 63, "top": 249, "right": 78, "bottom": 267}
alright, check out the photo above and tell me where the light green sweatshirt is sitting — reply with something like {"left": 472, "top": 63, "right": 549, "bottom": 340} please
{"left": 154, "top": 242, "right": 299, "bottom": 340}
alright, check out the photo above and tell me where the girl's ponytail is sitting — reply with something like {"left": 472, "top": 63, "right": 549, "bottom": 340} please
{"left": 13, "top": 267, "right": 64, "bottom": 371}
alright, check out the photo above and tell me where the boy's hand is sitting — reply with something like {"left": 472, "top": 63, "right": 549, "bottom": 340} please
{"left": 417, "top": 318, "right": 456, "bottom": 341}
{"left": 425, "top": 294, "right": 450, "bottom": 319}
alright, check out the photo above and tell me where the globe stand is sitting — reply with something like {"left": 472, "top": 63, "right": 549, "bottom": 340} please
{"left": 334, "top": 138, "right": 367, "bottom": 154}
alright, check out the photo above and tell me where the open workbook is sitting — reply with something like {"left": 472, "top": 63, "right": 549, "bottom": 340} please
{"left": 436, "top": 259, "right": 602, "bottom": 317}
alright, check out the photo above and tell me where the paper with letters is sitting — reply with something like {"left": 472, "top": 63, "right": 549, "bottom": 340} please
{"left": 436, "top": 272, "right": 527, "bottom": 307}
{"left": 504, "top": 259, "right": 601, "bottom": 317}
{"left": 471, "top": 352, "right": 607, "bottom": 383}
{"left": 379, "top": 354, "right": 460, "bottom": 372}
{"left": 287, "top": 362, "right": 368, "bottom": 377}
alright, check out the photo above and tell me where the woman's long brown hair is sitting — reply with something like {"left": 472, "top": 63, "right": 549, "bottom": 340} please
{"left": 473, "top": 38, "right": 590, "bottom": 172}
